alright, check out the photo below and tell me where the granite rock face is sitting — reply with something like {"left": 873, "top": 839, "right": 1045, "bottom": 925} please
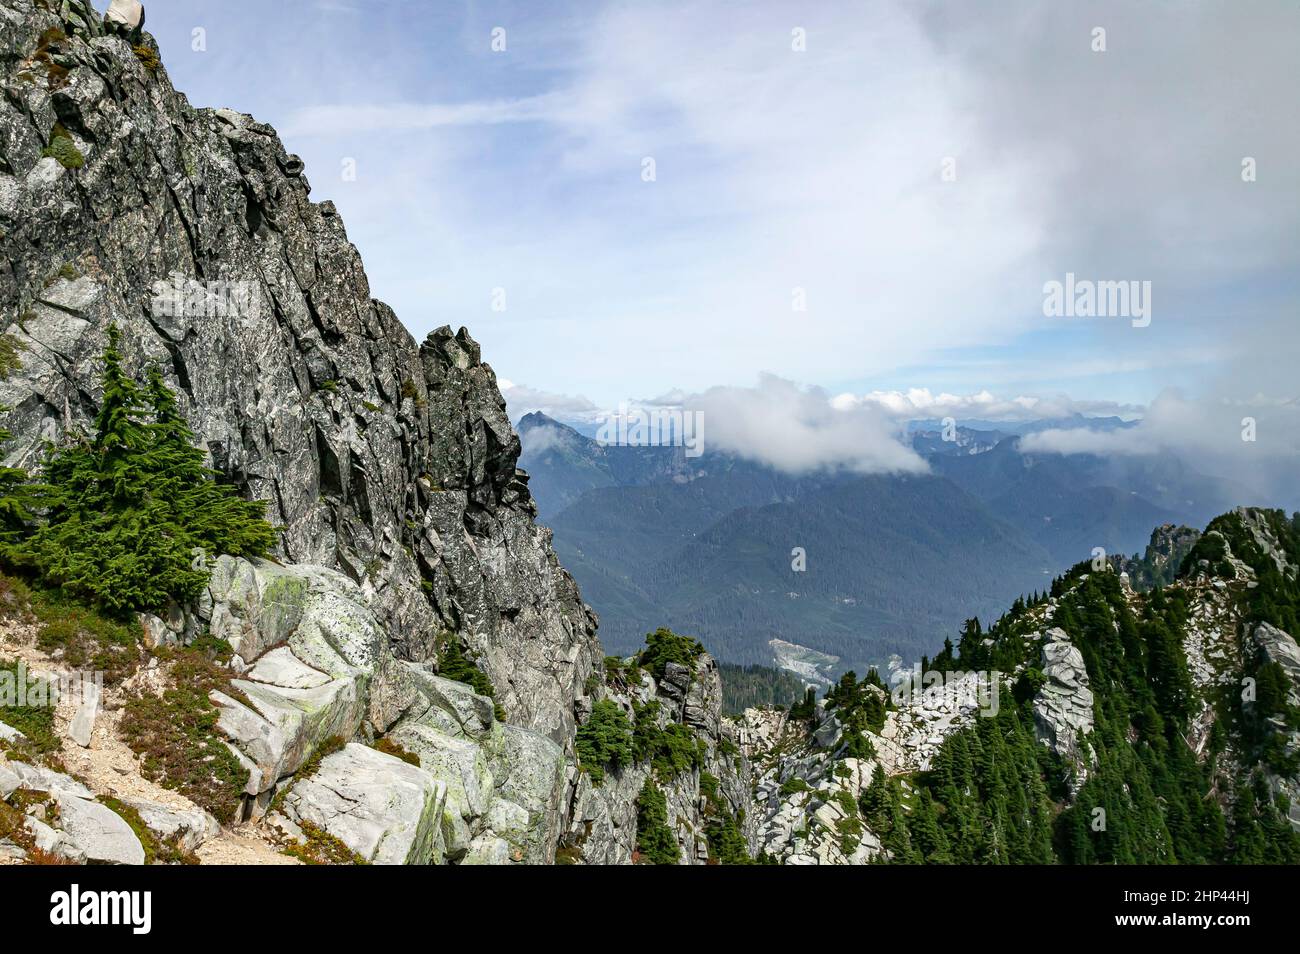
{"left": 195, "top": 554, "right": 570, "bottom": 861}
{"left": 0, "top": 0, "right": 601, "bottom": 754}
{"left": 278, "top": 742, "right": 448, "bottom": 865}
{"left": 1251, "top": 621, "right": 1300, "bottom": 831}
{"left": 1032, "top": 627, "right": 1096, "bottom": 790}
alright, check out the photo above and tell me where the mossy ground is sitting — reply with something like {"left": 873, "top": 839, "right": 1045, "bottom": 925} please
{"left": 0, "top": 572, "right": 140, "bottom": 686}
{"left": 282, "top": 820, "right": 367, "bottom": 865}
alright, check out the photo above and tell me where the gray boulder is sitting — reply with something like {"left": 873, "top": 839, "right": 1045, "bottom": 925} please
{"left": 121, "top": 798, "right": 221, "bottom": 853}
{"left": 68, "top": 680, "right": 100, "bottom": 748}
{"left": 54, "top": 795, "right": 146, "bottom": 865}
{"left": 279, "top": 743, "right": 447, "bottom": 865}
{"left": 104, "top": 0, "right": 145, "bottom": 34}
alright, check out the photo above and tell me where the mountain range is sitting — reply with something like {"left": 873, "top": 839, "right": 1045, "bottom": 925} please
{"left": 0, "top": 0, "right": 1295, "bottom": 875}
{"left": 519, "top": 411, "right": 1248, "bottom": 675}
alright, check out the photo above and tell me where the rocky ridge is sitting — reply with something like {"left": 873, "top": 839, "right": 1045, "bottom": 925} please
{"left": 0, "top": 0, "right": 606, "bottom": 863}
{"left": 0, "top": 0, "right": 602, "bottom": 751}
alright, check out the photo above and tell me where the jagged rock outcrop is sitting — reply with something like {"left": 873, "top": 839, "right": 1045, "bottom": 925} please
{"left": 0, "top": 0, "right": 607, "bottom": 865}
{"left": 563, "top": 652, "right": 755, "bottom": 865}
{"left": 1032, "top": 627, "right": 1095, "bottom": 790}
{"left": 1113, "top": 524, "right": 1201, "bottom": 590}
{"left": 1250, "top": 621, "right": 1300, "bottom": 829}
{"left": 0, "top": 0, "right": 602, "bottom": 757}
{"left": 739, "top": 703, "right": 884, "bottom": 865}
{"left": 1253, "top": 622, "right": 1300, "bottom": 697}
{"left": 183, "top": 554, "right": 568, "bottom": 862}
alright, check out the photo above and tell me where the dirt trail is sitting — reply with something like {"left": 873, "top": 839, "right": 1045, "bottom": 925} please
{"left": 1, "top": 620, "right": 299, "bottom": 866}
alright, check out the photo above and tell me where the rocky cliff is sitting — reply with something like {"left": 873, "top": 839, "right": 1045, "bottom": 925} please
{"left": 0, "top": 1, "right": 602, "bottom": 748}
{"left": 0, "top": 0, "right": 610, "bottom": 863}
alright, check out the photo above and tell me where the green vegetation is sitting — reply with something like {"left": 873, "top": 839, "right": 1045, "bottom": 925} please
{"left": 434, "top": 630, "right": 506, "bottom": 721}
{"left": 40, "top": 123, "right": 84, "bottom": 170}
{"left": 634, "top": 780, "right": 679, "bottom": 865}
{"left": 717, "top": 661, "right": 806, "bottom": 715}
{"left": 0, "top": 573, "right": 140, "bottom": 685}
{"left": 635, "top": 627, "right": 703, "bottom": 679}
{"left": 1183, "top": 510, "right": 1300, "bottom": 633}
{"left": 876, "top": 544, "right": 1300, "bottom": 865}
{"left": 700, "top": 772, "right": 751, "bottom": 864}
{"left": 788, "top": 686, "right": 817, "bottom": 721}
{"left": 283, "top": 820, "right": 368, "bottom": 865}
{"left": 631, "top": 700, "right": 705, "bottom": 778}
{"left": 132, "top": 44, "right": 160, "bottom": 73}
{"left": 778, "top": 776, "right": 810, "bottom": 799}
{"left": 12, "top": 328, "right": 275, "bottom": 617}
{"left": 574, "top": 699, "right": 633, "bottom": 784}
{"left": 372, "top": 736, "right": 420, "bottom": 767}
{"left": 0, "top": 334, "right": 26, "bottom": 382}
{"left": 119, "top": 645, "right": 251, "bottom": 825}
{"left": 602, "top": 654, "right": 635, "bottom": 691}
{"left": 824, "top": 668, "right": 889, "bottom": 758}
{"left": 0, "top": 658, "right": 58, "bottom": 753}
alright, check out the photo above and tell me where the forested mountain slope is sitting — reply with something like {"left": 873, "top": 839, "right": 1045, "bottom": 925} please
{"left": 730, "top": 507, "right": 1300, "bottom": 863}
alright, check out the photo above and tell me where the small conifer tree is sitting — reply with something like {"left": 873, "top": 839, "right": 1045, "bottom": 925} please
{"left": 20, "top": 326, "right": 275, "bottom": 615}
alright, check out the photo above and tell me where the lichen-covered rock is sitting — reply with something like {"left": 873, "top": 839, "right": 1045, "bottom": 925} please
{"left": 1250, "top": 622, "right": 1300, "bottom": 831}
{"left": 386, "top": 670, "right": 567, "bottom": 864}
{"left": 121, "top": 798, "right": 221, "bottom": 853}
{"left": 279, "top": 743, "right": 447, "bottom": 865}
{"left": 54, "top": 794, "right": 146, "bottom": 865}
{"left": 2, "top": 759, "right": 94, "bottom": 800}
{"left": 203, "top": 558, "right": 382, "bottom": 805}
{"left": 740, "top": 706, "right": 887, "bottom": 865}
{"left": 1252, "top": 622, "right": 1300, "bottom": 700}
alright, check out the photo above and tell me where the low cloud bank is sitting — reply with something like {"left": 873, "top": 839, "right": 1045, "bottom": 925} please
{"left": 1020, "top": 390, "right": 1300, "bottom": 505}
{"left": 832, "top": 388, "right": 1141, "bottom": 423}
{"left": 681, "top": 375, "right": 928, "bottom": 475}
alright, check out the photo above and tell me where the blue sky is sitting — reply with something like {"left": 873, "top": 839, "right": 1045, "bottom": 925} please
{"left": 137, "top": 0, "right": 1298, "bottom": 485}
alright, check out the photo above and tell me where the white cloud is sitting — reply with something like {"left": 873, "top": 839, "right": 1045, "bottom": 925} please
{"left": 281, "top": 94, "right": 569, "bottom": 138}
{"left": 499, "top": 379, "right": 600, "bottom": 420}
{"left": 681, "top": 375, "right": 928, "bottom": 475}
{"left": 201, "top": 0, "right": 1299, "bottom": 416}
{"left": 1020, "top": 390, "right": 1300, "bottom": 502}
{"left": 833, "top": 388, "right": 1142, "bottom": 423}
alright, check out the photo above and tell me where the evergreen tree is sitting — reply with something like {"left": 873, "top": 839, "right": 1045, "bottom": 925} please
{"left": 0, "top": 417, "right": 39, "bottom": 560}
{"left": 635, "top": 780, "right": 680, "bottom": 865}
{"left": 19, "top": 328, "right": 275, "bottom": 615}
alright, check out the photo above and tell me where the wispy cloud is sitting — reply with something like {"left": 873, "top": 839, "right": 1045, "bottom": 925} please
{"left": 1020, "top": 391, "right": 1300, "bottom": 502}
{"left": 281, "top": 94, "right": 569, "bottom": 137}
{"left": 149, "top": 0, "right": 1299, "bottom": 426}
{"left": 832, "top": 388, "right": 1142, "bottom": 423}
